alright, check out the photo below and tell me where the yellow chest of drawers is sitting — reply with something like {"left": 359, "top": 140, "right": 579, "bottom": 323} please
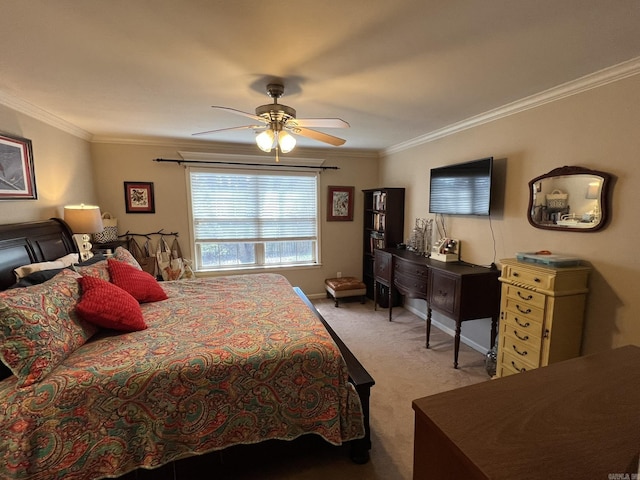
{"left": 496, "top": 259, "right": 591, "bottom": 377}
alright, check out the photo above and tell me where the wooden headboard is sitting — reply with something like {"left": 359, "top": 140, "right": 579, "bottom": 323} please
{"left": 0, "top": 219, "right": 77, "bottom": 291}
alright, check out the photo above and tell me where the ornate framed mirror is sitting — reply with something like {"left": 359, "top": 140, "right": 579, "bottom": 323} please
{"left": 528, "top": 166, "right": 611, "bottom": 232}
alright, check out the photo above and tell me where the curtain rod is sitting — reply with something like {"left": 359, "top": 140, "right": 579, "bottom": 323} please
{"left": 153, "top": 158, "right": 339, "bottom": 170}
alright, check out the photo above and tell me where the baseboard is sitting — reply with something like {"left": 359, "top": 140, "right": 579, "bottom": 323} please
{"left": 305, "top": 292, "right": 327, "bottom": 300}
{"left": 403, "top": 304, "right": 488, "bottom": 354}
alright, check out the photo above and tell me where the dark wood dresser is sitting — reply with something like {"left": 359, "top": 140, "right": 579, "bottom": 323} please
{"left": 412, "top": 345, "right": 640, "bottom": 479}
{"left": 374, "top": 248, "right": 500, "bottom": 368}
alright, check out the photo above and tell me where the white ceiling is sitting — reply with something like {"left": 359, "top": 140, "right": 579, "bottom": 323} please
{"left": 1, "top": 1, "right": 640, "bottom": 152}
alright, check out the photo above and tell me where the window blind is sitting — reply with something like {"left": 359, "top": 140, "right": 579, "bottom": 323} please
{"left": 190, "top": 169, "right": 318, "bottom": 244}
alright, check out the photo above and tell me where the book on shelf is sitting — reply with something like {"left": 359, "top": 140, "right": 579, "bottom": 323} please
{"left": 372, "top": 191, "right": 387, "bottom": 211}
{"left": 373, "top": 213, "right": 386, "bottom": 231}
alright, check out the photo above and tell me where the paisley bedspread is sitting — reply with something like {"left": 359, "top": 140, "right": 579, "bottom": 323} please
{"left": 0, "top": 274, "right": 365, "bottom": 479}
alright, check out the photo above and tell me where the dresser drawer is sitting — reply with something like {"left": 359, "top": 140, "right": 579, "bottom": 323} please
{"left": 502, "top": 316, "right": 542, "bottom": 344}
{"left": 374, "top": 250, "right": 393, "bottom": 283}
{"left": 502, "top": 309, "right": 544, "bottom": 338}
{"left": 503, "top": 296, "right": 545, "bottom": 323}
{"left": 498, "top": 348, "right": 540, "bottom": 373}
{"left": 504, "top": 284, "right": 546, "bottom": 309}
{"left": 394, "top": 260, "right": 428, "bottom": 279}
{"left": 498, "top": 351, "right": 533, "bottom": 376}
{"left": 503, "top": 264, "right": 555, "bottom": 291}
{"left": 497, "top": 361, "right": 518, "bottom": 377}
{"left": 394, "top": 272, "right": 428, "bottom": 296}
{"left": 501, "top": 330, "right": 541, "bottom": 366}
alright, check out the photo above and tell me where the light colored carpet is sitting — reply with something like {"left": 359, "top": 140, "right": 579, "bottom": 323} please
{"left": 179, "top": 298, "right": 491, "bottom": 480}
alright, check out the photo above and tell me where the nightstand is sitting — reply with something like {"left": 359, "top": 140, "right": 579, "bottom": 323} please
{"left": 91, "top": 240, "right": 128, "bottom": 255}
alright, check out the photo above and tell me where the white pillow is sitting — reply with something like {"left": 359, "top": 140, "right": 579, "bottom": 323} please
{"left": 13, "top": 253, "right": 80, "bottom": 279}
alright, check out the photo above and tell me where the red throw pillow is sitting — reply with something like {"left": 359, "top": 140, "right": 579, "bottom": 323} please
{"left": 108, "top": 258, "right": 168, "bottom": 303}
{"left": 76, "top": 276, "right": 147, "bottom": 332}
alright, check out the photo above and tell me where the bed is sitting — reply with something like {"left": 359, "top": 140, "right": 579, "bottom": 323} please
{"left": 0, "top": 219, "right": 373, "bottom": 479}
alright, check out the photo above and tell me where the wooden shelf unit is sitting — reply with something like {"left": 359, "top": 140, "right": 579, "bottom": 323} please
{"left": 362, "top": 188, "right": 405, "bottom": 303}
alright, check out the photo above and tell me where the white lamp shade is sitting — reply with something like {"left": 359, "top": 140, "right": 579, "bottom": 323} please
{"left": 64, "top": 204, "right": 104, "bottom": 233}
{"left": 278, "top": 131, "right": 296, "bottom": 153}
{"left": 256, "top": 129, "right": 276, "bottom": 152}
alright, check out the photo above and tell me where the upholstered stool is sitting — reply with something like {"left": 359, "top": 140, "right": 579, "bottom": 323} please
{"left": 325, "top": 277, "right": 367, "bottom": 307}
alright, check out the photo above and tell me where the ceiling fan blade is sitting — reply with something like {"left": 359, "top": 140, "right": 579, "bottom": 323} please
{"left": 290, "top": 127, "right": 346, "bottom": 146}
{"left": 211, "top": 106, "right": 268, "bottom": 124}
{"left": 192, "top": 124, "right": 265, "bottom": 136}
{"left": 286, "top": 118, "right": 350, "bottom": 129}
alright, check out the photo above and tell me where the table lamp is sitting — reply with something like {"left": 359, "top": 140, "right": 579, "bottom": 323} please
{"left": 63, "top": 204, "right": 104, "bottom": 261}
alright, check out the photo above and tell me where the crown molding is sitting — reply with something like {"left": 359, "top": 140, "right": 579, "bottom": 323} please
{"left": 0, "top": 90, "right": 93, "bottom": 140}
{"left": 383, "top": 56, "right": 640, "bottom": 156}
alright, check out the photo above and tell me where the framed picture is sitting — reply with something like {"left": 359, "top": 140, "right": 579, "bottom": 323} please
{"left": 0, "top": 133, "right": 37, "bottom": 200}
{"left": 124, "top": 181, "right": 155, "bottom": 213}
{"left": 327, "top": 185, "right": 354, "bottom": 221}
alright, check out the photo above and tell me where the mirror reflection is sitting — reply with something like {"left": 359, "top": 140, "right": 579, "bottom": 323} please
{"left": 528, "top": 166, "right": 611, "bottom": 232}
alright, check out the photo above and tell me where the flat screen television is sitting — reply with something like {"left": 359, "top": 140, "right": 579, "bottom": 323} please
{"left": 429, "top": 157, "right": 493, "bottom": 216}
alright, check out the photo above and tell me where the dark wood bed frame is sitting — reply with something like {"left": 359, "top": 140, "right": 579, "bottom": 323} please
{"left": 294, "top": 287, "right": 374, "bottom": 463}
{"left": 0, "top": 219, "right": 77, "bottom": 291}
{"left": 0, "top": 218, "right": 374, "bottom": 470}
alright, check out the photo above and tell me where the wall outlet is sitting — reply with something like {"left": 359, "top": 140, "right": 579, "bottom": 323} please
{"left": 337, "top": 271, "right": 342, "bottom": 278}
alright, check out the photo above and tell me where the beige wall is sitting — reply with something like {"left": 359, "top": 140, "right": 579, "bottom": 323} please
{"left": 3, "top": 74, "right": 638, "bottom": 356}
{"left": 90, "top": 140, "right": 379, "bottom": 295}
{"left": 380, "top": 74, "right": 640, "bottom": 355}
{"left": 0, "top": 105, "right": 96, "bottom": 223}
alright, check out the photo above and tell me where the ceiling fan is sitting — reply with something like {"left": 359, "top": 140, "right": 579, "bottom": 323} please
{"left": 193, "top": 83, "right": 349, "bottom": 155}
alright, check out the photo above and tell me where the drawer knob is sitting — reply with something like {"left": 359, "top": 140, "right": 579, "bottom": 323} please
{"left": 516, "top": 304, "right": 532, "bottom": 314}
{"left": 534, "top": 277, "right": 541, "bottom": 283}
{"left": 513, "top": 272, "right": 520, "bottom": 277}
{"left": 511, "top": 361, "right": 527, "bottom": 373}
{"left": 517, "top": 291, "right": 533, "bottom": 301}
{"left": 515, "top": 317, "right": 530, "bottom": 328}
{"left": 514, "top": 330, "right": 529, "bottom": 341}
{"left": 438, "top": 290, "right": 447, "bottom": 297}
{"left": 512, "top": 345, "right": 528, "bottom": 356}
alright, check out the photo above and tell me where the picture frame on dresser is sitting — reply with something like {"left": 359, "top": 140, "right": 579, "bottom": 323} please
{"left": 0, "top": 132, "right": 37, "bottom": 200}
{"left": 124, "top": 181, "right": 155, "bottom": 213}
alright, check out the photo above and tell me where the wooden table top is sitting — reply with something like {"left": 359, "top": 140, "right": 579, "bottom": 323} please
{"left": 413, "top": 345, "right": 640, "bottom": 479}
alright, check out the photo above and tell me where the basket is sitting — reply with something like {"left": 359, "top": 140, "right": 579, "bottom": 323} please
{"left": 545, "top": 189, "right": 568, "bottom": 209}
{"left": 93, "top": 212, "right": 118, "bottom": 243}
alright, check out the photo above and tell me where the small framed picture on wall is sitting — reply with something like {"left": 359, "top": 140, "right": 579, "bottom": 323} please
{"left": 327, "top": 185, "right": 354, "bottom": 221}
{"left": 124, "top": 181, "right": 155, "bottom": 213}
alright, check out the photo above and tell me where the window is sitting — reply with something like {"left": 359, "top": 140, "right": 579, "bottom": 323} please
{"left": 188, "top": 167, "right": 320, "bottom": 271}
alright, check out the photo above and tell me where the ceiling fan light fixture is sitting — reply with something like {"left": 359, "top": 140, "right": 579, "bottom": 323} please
{"left": 278, "top": 131, "right": 296, "bottom": 153}
{"left": 256, "top": 129, "right": 275, "bottom": 152}
{"left": 197, "top": 83, "right": 347, "bottom": 149}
